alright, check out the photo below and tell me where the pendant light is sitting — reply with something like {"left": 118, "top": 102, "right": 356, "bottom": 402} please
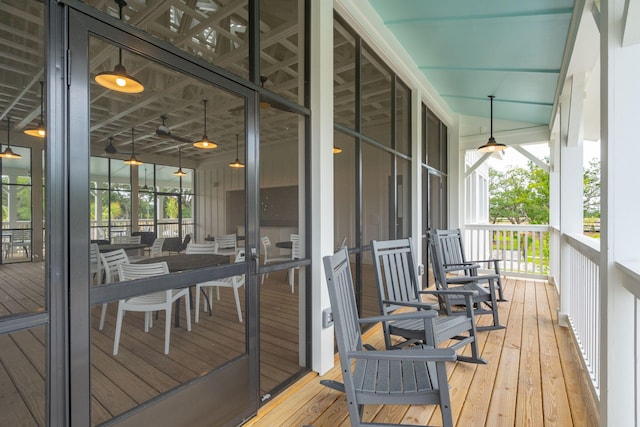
{"left": 193, "top": 99, "right": 217, "bottom": 149}
{"left": 124, "top": 128, "right": 142, "bottom": 166}
{"left": 259, "top": 75, "right": 271, "bottom": 109}
{"left": 478, "top": 95, "right": 506, "bottom": 153}
{"left": 24, "top": 81, "right": 46, "bottom": 138}
{"left": 229, "top": 134, "right": 245, "bottom": 168}
{"left": 174, "top": 146, "right": 187, "bottom": 176}
{"left": 94, "top": 0, "right": 144, "bottom": 94}
{"left": 0, "top": 117, "right": 22, "bottom": 159}
{"left": 142, "top": 166, "right": 149, "bottom": 189}
{"left": 333, "top": 146, "right": 343, "bottom": 154}
{"left": 104, "top": 137, "right": 117, "bottom": 154}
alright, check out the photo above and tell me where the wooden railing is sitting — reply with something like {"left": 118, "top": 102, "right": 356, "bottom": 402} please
{"left": 90, "top": 220, "right": 194, "bottom": 240}
{"left": 464, "top": 224, "right": 550, "bottom": 278}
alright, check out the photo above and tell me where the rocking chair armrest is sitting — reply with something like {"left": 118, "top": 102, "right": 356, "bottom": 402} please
{"left": 358, "top": 310, "right": 438, "bottom": 325}
{"left": 419, "top": 289, "right": 479, "bottom": 297}
{"left": 467, "top": 258, "right": 500, "bottom": 265}
{"left": 347, "top": 348, "right": 457, "bottom": 363}
{"left": 446, "top": 273, "right": 500, "bottom": 284}
{"left": 443, "top": 262, "right": 480, "bottom": 273}
{"left": 443, "top": 261, "right": 477, "bottom": 268}
{"left": 382, "top": 299, "right": 438, "bottom": 311}
{"left": 421, "top": 289, "right": 478, "bottom": 321}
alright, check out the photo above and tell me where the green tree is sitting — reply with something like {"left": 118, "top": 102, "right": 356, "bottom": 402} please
{"left": 489, "top": 159, "right": 549, "bottom": 224}
{"left": 583, "top": 158, "right": 600, "bottom": 218}
{"left": 164, "top": 197, "right": 179, "bottom": 219}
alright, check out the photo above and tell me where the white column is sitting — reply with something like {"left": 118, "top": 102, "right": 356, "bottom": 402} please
{"left": 448, "top": 118, "right": 462, "bottom": 229}
{"left": 600, "top": 0, "right": 640, "bottom": 424}
{"left": 557, "top": 76, "right": 585, "bottom": 324}
{"left": 130, "top": 168, "right": 139, "bottom": 232}
{"left": 548, "top": 126, "right": 561, "bottom": 292}
{"left": 309, "top": 0, "right": 334, "bottom": 375}
{"left": 411, "top": 89, "right": 423, "bottom": 269}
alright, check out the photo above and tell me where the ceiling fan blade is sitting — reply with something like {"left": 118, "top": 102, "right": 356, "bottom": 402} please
{"left": 169, "top": 133, "right": 192, "bottom": 144}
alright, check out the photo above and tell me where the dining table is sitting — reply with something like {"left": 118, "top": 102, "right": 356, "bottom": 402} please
{"left": 275, "top": 241, "right": 293, "bottom": 250}
{"left": 135, "top": 253, "right": 230, "bottom": 326}
{"left": 135, "top": 253, "right": 230, "bottom": 271}
{"left": 97, "top": 243, "right": 147, "bottom": 253}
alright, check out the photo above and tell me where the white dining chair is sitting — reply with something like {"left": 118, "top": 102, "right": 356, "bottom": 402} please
{"left": 97, "top": 249, "right": 130, "bottom": 330}
{"left": 288, "top": 234, "right": 301, "bottom": 293}
{"left": 111, "top": 235, "right": 142, "bottom": 244}
{"left": 214, "top": 233, "right": 237, "bottom": 256}
{"left": 260, "top": 236, "right": 289, "bottom": 284}
{"left": 185, "top": 242, "right": 218, "bottom": 254}
{"left": 149, "top": 237, "right": 165, "bottom": 257}
{"left": 90, "top": 242, "right": 102, "bottom": 285}
{"left": 113, "top": 261, "right": 191, "bottom": 355}
{"left": 195, "top": 248, "right": 245, "bottom": 323}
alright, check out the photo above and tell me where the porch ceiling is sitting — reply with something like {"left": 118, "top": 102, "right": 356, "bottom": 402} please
{"left": 368, "top": 0, "right": 577, "bottom": 128}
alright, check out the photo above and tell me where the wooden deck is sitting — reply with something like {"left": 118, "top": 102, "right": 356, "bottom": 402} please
{"left": 245, "top": 276, "right": 600, "bottom": 427}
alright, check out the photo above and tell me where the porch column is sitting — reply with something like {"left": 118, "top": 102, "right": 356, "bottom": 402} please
{"left": 448, "top": 119, "right": 462, "bottom": 229}
{"left": 557, "top": 75, "right": 585, "bottom": 324}
{"left": 411, "top": 89, "right": 422, "bottom": 270}
{"left": 600, "top": 0, "right": 640, "bottom": 424}
{"left": 131, "top": 168, "right": 139, "bottom": 232}
{"left": 309, "top": 0, "right": 334, "bottom": 375}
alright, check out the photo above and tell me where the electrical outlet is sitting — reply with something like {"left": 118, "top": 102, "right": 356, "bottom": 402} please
{"left": 418, "top": 264, "right": 425, "bottom": 276}
{"left": 322, "top": 308, "right": 334, "bottom": 328}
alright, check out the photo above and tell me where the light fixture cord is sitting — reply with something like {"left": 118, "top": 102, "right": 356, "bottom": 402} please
{"left": 236, "top": 134, "right": 239, "bottom": 157}
{"left": 489, "top": 95, "right": 494, "bottom": 138}
{"left": 39, "top": 81, "right": 44, "bottom": 121}
{"left": 117, "top": 0, "right": 126, "bottom": 65}
{"left": 131, "top": 128, "right": 135, "bottom": 154}
{"left": 203, "top": 99, "right": 207, "bottom": 135}
{"left": 6, "top": 117, "right": 10, "bottom": 147}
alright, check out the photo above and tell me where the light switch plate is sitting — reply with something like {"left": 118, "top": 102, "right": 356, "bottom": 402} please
{"left": 322, "top": 307, "right": 334, "bottom": 328}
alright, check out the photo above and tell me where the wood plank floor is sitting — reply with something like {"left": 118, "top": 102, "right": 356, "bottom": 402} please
{"left": 245, "top": 277, "right": 600, "bottom": 427}
{"left": 0, "top": 262, "right": 304, "bottom": 426}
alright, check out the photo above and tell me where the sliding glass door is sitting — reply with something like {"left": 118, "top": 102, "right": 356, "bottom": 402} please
{"left": 68, "top": 8, "right": 260, "bottom": 426}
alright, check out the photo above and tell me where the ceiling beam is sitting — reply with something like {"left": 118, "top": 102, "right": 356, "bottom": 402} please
{"left": 512, "top": 145, "right": 550, "bottom": 172}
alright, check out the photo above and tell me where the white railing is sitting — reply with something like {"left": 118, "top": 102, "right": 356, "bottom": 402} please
{"left": 464, "top": 224, "right": 550, "bottom": 278}
{"left": 465, "top": 225, "right": 602, "bottom": 404}
{"left": 565, "top": 233, "right": 600, "bottom": 397}
{"left": 617, "top": 260, "right": 640, "bottom": 423}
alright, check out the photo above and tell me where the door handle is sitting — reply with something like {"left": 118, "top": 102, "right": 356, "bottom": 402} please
{"left": 250, "top": 247, "right": 259, "bottom": 271}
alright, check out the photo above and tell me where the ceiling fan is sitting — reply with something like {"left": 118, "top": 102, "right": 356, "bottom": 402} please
{"left": 155, "top": 115, "right": 191, "bottom": 143}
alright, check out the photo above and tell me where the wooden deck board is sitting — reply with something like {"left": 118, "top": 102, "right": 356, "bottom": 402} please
{"left": 536, "top": 280, "right": 574, "bottom": 426}
{"left": 514, "top": 279, "right": 543, "bottom": 426}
